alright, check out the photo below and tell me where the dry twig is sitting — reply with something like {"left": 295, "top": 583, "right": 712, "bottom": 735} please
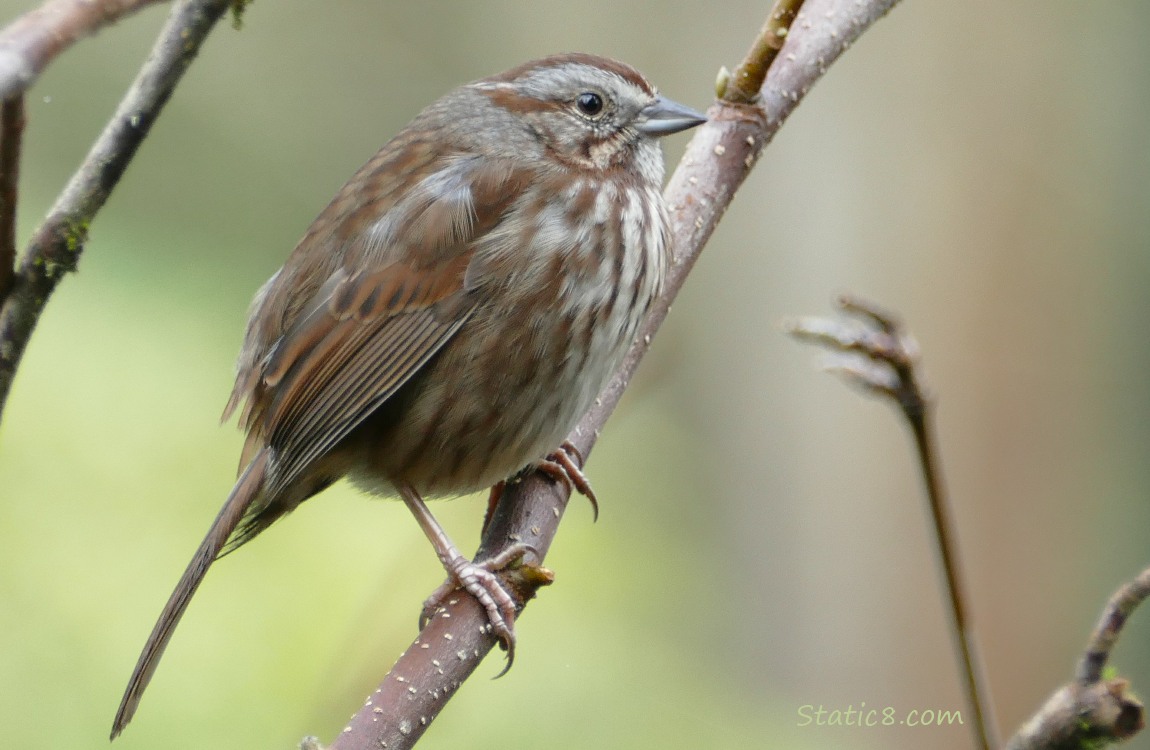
{"left": 786, "top": 294, "right": 1000, "bottom": 750}
{"left": 788, "top": 296, "right": 1150, "bottom": 750}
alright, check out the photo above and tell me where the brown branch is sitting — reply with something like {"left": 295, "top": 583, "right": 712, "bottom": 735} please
{"left": 0, "top": 0, "right": 167, "bottom": 100}
{"left": 1005, "top": 566, "right": 1150, "bottom": 750}
{"left": 785, "top": 294, "right": 1001, "bottom": 750}
{"left": 0, "top": 0, "right": 233, "bottom": 420}
{"left": 0, "top": 95, "right": 23, "bottom": 301}
{"left": 324, "top": 0, "right": 903, "bottom": 748}
{"left": 1078, "top": 565, "right": 1150, "bottom": 684}
{"left": 718, "top": 0, "right": 804, "bottom": 103}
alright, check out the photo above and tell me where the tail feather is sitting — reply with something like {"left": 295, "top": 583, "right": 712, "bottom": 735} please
{"left": 110, "top": 449, "right": 269, "bottom": 740}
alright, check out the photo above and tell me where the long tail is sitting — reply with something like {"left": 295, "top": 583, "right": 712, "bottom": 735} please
{"left": 110, "top": 449, "right": 269, "bottom": 739}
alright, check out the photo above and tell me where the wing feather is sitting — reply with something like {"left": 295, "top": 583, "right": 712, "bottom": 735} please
{"left": 231, "top": 157, "right": 533, "bottom": 502}
{"left": 265, "top": 306, "right": 471, "bottom": 495}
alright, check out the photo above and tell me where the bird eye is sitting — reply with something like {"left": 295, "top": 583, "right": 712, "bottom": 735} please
{"left": 575, "top": 92, "right": 604, "bottom": 117}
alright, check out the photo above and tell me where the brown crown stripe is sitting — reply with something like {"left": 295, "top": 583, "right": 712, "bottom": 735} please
{"left": 481, "top": 53, "right": 655, "bottom": 97}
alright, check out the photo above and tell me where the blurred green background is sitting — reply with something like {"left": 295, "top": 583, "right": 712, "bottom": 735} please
{"left": 1, "top": 1, "right": 1149, "bottom": 748}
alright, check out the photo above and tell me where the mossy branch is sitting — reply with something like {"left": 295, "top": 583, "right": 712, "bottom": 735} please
{"left": 0, "top": 0, "right": 233, "bottom": 420}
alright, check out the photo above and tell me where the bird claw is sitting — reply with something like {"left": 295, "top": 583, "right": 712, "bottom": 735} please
{"left": 422, "top": 440, "right": 593, "bottom": 675}
{"left": 537, "top": 440, "right": 599, "bottom": 520}
{"left": 419, "top": 543, "right": 537, "bottom": 673}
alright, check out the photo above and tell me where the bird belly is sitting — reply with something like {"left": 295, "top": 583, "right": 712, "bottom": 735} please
{"left": 351, "top": 267, "right": 660, "bottom": 496}
{"left": 348, "top": 180, "right": 667, "bottom": 498}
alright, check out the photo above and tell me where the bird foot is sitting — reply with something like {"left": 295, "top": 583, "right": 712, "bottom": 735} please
{"left": 419, "top": 543, "right": 535, "bottom": 675}
{"left": 537, "top": 440, "right": 599, "bottom": 520}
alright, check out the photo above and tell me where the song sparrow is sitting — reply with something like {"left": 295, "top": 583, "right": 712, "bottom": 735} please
{"left": 111, "top": 52, "right": 705, "bottom": 737}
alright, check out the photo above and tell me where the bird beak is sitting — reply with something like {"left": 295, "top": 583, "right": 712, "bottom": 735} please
{"left": 635, "top": 96, "right": 708, "bottom": 136}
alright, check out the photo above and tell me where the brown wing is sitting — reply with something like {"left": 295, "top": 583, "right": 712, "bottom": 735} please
{"left": 258, "top": 258, "right": 474, "bottom": 499}
{"left": 230, "top": 156, "right": 533, "bottom": 509}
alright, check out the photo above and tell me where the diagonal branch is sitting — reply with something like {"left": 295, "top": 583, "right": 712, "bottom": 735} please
{"left": 0, "top": 0, "right": 167, "bottom": 100}
{"left": 0, "top": 95, "right": 23, "bottom": 301}
{"left": 0, "top": 0, "right": 233, "bottom": 420}
{"left": 324, "top": 1, "right": 903, "bottom": 748}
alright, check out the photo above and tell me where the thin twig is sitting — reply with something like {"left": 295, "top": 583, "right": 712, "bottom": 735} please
{"left": 0, "top": 95, "right": 22, "bottom": 302}
{"left": 910, "top": 379, "right": 999, "bottom": 750}
{"left": 718, "top": 0, "right": 805, "bottom": 103}
{"left": 1078, "top": 566, "right": 1150, "bottom": 684}
{"left": 325, "top": 1, "right": 903, "bottom": 748}
{"left": 0, "top": 0, "right": 167, "bottom": 100}
{"left": 1006, "top": 566, "right": 1150, "bottom": 750}
{"left": 785, "top": 294, "right": 1001, "bottom": 750}
{"left": 0, "top": 0, "right": 233, "bottom": 420}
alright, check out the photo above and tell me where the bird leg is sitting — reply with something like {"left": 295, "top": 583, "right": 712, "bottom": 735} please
{"left": 400, "top": 483, "right": 530, "bottom": 669}
{"left": 479, "top": 480, "right": 506, "bottom": 537}
{"left": 410, "top": 441, "right": 594, "bottom": 672}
